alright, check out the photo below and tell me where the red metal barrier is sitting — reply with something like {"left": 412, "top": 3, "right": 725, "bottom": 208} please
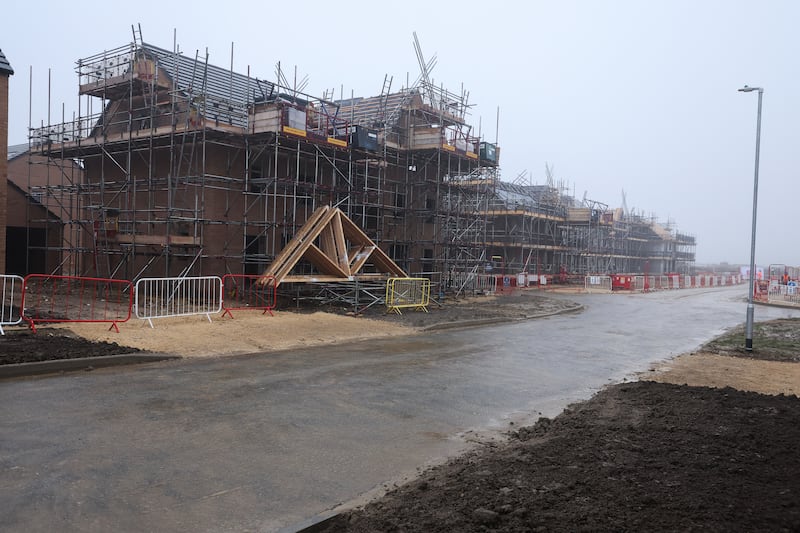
{"left": 221, "top": 274, "right": 277, "bottom": 318}
{"left": 21, "top": 274, "right": 133, "bottom": 333}
{"left": 612, "top": 275, "right": 634, "bottom": 291}
{"left": 495, "top": 274, "right": 516, "bottom": 294}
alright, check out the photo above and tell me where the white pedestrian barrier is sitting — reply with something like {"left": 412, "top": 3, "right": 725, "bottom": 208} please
{"left": 584, "top": 275, "right": 612, "bottom": 292}
{"left": 0, "top": 275, "right": 24, "bottom": 335}
{"left": 134, "top": 276, "right": 223, "bottom": 327}
{"left": 767, "top": 284, "right": 800, "bottom": 306}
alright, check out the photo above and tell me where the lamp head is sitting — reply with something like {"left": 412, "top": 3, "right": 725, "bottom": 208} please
{"left": 739, "top": 85, "right": 763, "bottom": 93}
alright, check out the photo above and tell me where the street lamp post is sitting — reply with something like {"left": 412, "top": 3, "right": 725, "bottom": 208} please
{"left": 738, "top": 85, "right": 763, "bottom": 352}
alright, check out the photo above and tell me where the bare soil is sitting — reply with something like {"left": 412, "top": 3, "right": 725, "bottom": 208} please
{"left": 0, "top": 329, "right": 139, "bottom": 365}
{"left": 314, "top": 318, "right": 800, "bottom": 532}
{"left": 0, "top": 290, "right": 576, "bottom": 362}
{"left": 5, "top": 292, "right": 799, "bottom": 531}
{"left": 366, "top": 291, "right": 580, "bottom": 330}
{"left": 318, "top": 381, "right": 800, "bottom": 532}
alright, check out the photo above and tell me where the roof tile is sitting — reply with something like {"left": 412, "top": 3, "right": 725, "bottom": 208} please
{"left": 0, "top": 48, "right": 14, "bottom": 76}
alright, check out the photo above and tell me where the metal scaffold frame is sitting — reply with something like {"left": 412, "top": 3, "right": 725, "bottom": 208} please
{"left": 16, "top": 29, "right": 694, "bottom": 291}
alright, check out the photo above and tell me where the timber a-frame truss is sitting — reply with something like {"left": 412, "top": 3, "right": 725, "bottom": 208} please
{"left": 259, "top": 205, "right": 407, "bottom": 285}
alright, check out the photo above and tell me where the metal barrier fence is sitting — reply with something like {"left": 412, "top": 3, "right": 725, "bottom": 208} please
{"left": 496, "top": 275, "right": 516, "bottom": 293}
{"left": 135, "top": 276, "right": 223, "bottom": 327}
{"left": 410, "top": 271, "right": 442, "bottom": 298}
{"left": 221, "top": 274, "right": 277, "bottom": 318}
{"left": 633, "top": 276, "right": 656, "bottom": 292}
{"left": 584, "top": 275, "right": 612, "bottom": 292}
{"left": 386, "top": 278, "right": 431, "bottom": 315}
{"left": 767, "top": 283, "right": 800, "bottom": 306}
{"left": 0, "top": 275, "right": 24, "bottom": 335}
{"left": 446, "top": 271, "right": 497, "bottom": 295}
{"left": 21, "top": 274, "right": 133, "bottom": 333}
{"left": 624, "top": 274, "right": 746, "bottom": 293}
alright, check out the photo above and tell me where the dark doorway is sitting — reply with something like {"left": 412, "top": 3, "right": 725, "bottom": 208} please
{"left": 6, "top": 227, "right": 47, "bottom": 275}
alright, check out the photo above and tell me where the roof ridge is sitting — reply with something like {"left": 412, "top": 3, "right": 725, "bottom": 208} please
{"left": 0, "top": 48, "right": 14, "bottom": 76}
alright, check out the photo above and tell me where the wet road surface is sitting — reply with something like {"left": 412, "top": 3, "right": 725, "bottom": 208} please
{"left": 1, "top": 286, "right": 796, "bottom": 532}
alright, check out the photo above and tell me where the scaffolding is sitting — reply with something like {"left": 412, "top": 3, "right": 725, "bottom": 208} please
{"left": 18, "top": 31, "right": 695, "bottom": 290}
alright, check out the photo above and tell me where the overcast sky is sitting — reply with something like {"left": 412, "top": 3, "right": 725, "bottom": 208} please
{"left": 3, "top": 1, "right": 797, "bottom": 266}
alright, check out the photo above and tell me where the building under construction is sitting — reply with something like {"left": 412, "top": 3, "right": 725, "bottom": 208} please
{"left": 16, "top": 32, "right": 695, "bottom": 288}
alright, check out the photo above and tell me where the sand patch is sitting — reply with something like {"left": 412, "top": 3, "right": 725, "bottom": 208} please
{"left": 60, "top": 311, "right": 413, "bottom": 357}
{"left": 647, "top": 352, "right": 800, "bottom": 396}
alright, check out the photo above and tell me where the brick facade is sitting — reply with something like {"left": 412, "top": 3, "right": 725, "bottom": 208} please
{"left": 0, "top": 74, "right": 9, "bottom": 274}
{"left": 0, "top": 49, "right": 13, "bottom": 275}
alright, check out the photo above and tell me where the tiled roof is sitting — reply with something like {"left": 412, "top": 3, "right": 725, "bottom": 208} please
{"left": 338, "top": 92, "right": 413, "bottom": 128}
{"left": 140, "top": 43, "right": 273, "bottom": 127}
{"left": 7, "top": 143, "right": 28, "bottom": 161}
{"left": 0, "top": 48, "right": 13, "bottom": 76}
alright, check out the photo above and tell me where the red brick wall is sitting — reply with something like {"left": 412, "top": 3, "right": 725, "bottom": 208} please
{"left": 0, "top": 75, "right": 9, "bottom": 275}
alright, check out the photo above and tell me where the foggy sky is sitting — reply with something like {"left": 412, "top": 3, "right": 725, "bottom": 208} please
{"left": 4, "top": 1, "right": 798, "bottom": 266}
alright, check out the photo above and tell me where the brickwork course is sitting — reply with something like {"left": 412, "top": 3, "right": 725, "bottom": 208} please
{"left": 0, "top": 48, "right": 15, "bottom": 275}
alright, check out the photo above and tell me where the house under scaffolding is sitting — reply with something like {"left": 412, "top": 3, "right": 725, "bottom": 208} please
{"left": 20, "top": 33, "right": 695, "bottom": 291}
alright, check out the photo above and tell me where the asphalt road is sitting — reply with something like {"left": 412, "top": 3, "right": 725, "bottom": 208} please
{"left": 1, "top": 286, "right": 796, "bottom": 532}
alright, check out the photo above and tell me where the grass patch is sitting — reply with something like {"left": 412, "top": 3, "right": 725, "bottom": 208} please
{"left": 702, "top": 318, "right": 800, "bottom": 362}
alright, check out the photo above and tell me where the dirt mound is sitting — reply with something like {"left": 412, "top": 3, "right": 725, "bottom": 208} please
{"left": 0, "top": 329, "right": 139, "bottom": 364}
{"left": 319, "top": 381, "right": 800, "bottom": 532}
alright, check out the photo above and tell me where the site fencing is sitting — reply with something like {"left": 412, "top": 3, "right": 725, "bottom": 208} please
{"left": 386, "top": 278, "right": 431, "bottom": 314}
{"left": 765, "top": 283, "right": 800, "bottom": 307}
{"left": 496, "top": 275, "right": 516, "bottom": 293}
{"left": 221, "top": 274, "right": 277, "bottom": 318}
{"left": 4, "top": 267, "right": 753, "bottom": 334}
{"left": 134, "top": 276, "right": 223, "bottom": 327}
{"left": 584, "top": 275, "right": 612, "bottom": 293}
{"left": 633, "top": 276, "right": 655, "bottom": 292}
{"left": 0, "top": 275, "right": 24, "bottom": 335}
{"left": 446, "top": 271, "right": 497, "bottom": 296}
{"left": 21, "top": 274, "right": 133, "bottom": 333}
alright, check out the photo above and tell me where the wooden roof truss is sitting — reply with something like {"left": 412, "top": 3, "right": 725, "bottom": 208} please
{"left": 260, "top": 205, "right": 407, "bottom": 285}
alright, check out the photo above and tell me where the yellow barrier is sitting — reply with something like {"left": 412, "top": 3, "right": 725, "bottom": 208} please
{"left": 386, "top": 278, "right": 431, "bottom": 315}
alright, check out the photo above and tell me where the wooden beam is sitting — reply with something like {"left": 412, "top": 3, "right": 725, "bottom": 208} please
{"left": 339, "top": 212, "right": 373, "bottom": 244}
{"left": 262, "top": 206, "right": 339, "bottom": 284}
{"left": 281, "top": 275, "right": 359, "bottom": 283}
{"left": 368, "top": 246, "right": 408, "bottom": 277}
{"left": 115, "top": 234, "right": 199, "bottom": 246}
{"left": 319, "top": 224, "right": 337, "bottom": 263}
{"left": 349, "top": 246, "right": 376, "bottom": 274}
{"left": 332, "top": 210, "right": 350, "bottom": 273}
{"left": 263, "top": 205, "right": 327, "bottom": 277}
{"left": 305, "top": 244, "right": 350, "bottom": 278}
{"left": 348, "top": 245, "right": 365, "bottom": 270}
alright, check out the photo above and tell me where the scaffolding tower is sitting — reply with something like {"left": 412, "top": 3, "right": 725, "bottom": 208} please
{"left": 19, "top": 32, "right": 694, "bottom": 288}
